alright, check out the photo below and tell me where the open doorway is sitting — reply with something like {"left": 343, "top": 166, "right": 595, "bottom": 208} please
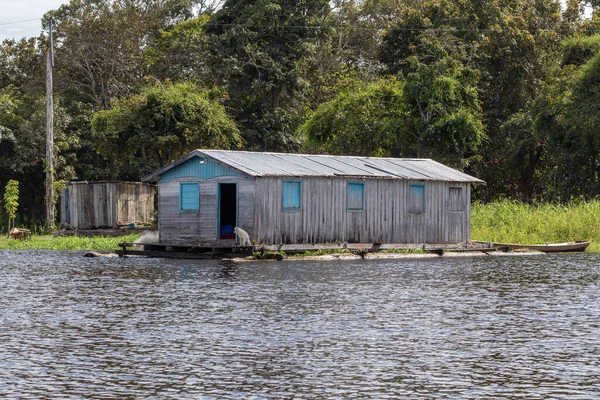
{"left": 219, "top": 183, "right": 237, "bottom": 239}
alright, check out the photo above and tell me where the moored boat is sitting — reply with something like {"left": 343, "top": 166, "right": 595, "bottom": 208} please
{"left": 489, "top": 241, "right": 590, "bottom": 253}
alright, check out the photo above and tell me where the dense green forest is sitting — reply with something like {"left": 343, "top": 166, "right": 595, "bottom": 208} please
{"left": 2, "top": 0, "right": 600, "bottom": 228}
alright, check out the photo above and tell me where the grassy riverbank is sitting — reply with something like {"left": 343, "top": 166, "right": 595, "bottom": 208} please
{"left": 1, "top": 200, "right": 598, "bottom": 253}
{"left": 0, "top": 233, "right": 141, "bottom": 251}
{"left": 471, "top": 200, "right": 600, "bottom": 252}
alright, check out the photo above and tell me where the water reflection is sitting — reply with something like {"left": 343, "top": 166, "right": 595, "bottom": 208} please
{"left": 0, "top": 251, "right": 599, "bottom": 398}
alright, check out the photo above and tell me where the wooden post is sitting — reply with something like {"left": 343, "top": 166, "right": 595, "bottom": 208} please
{"left": 45, "top": 20, "right": 55, "bottom": 231}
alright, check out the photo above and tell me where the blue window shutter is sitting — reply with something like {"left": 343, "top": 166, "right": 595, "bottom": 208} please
{"left": 180, "top": 182, "right": 200, "bottom": 211}
{"left": 347, "top": 182, "right": 364, "bottom": 210}
{"left": 409, "top": 184, "right": 425, "bottom": 213}
{"left": 282, "top": 181, "right": 301, "bottom": 209}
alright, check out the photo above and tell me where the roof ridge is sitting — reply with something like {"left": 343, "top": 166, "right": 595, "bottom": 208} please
{"left": 200, "top": 149, "right": 432, "bottom": 162}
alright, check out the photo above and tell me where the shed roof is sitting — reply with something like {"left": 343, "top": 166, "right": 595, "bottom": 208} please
{"left": 142, "top": 149, "right": 485, "bottom": 184}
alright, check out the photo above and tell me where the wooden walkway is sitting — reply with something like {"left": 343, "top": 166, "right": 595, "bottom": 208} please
{"left": 115, "top": 243, "right": 252, "bottom": 259}
{"left": 115, "top": 241, "right": 496, "bottom": 259}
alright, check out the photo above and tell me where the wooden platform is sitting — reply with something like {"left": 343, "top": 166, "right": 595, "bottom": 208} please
{"left": 115, "top": 242, "right": 253, "bottom": 259}
{"left": 115, "top": 241, "right": 496, "bottom": 259}
{"left": 258, "top": 242, "right": 495, "bottom": 254}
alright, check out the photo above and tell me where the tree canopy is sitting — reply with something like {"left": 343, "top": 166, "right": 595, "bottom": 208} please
{"left": 3, "top": 0, "right": 600, "bottom": 227}
{"left": 91, "top": 82, "right": 242, "bottom": 179}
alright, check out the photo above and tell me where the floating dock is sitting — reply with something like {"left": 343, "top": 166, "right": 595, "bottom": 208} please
{"left": 115, "top": 241, "right": 497, "bottom": 259}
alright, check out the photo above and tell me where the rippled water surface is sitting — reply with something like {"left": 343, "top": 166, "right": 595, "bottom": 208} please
{"left": 1, "top": 251, "right": 599, "bottom": 399}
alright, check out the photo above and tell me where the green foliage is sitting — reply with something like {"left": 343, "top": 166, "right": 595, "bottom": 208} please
{"left": 299, "top": 78, "right": 405, "bottom": 156}
{"left": 0, "top": 233, "right": 141, "bottom": 251}
{"left": 207, "top": 0, "right": 330, "bottom": 151}
{"left": 252, "top": 250, "right": 286, "bottom": 260}
{"left": 401, "top": 56, "right": 485, "bottom": 167}
{"left": 0, "top": 38, "right": 45, "bottom": 93}
{"left": 91, "top": 82, "right": 242, "bottom": 179}
{"left": 0, "top": 38, "right": 78, "bottom": 225}
{"left": 532, "top": 49, "right": 600, "bottom": 199}
{"left": 378, "top": 8, "right": 432, "bottom": 75}
{"left": 45, "top": 0, "right": 199, "bottom": 109}
{"left": 0, "top": 87, "right": 18, "bottom": 144}
{"left": 496, "top": 110, "right": 544, "bottom": 201}
{"left": 300, "top": 64, "right": 485, "bottom": 167}
{"left": 565, "top": 53, "right": 600, "bottom": 195}
{"left": 289, "top": 249, "right": 351, "bottom": 257}
{"left": 469, "top": 1, "right": 563, "bottom": 201}
{"left": 4, "top": 0, "right": 600, "bottom": 221}
{"left": 3, "top": 179, "right": 19, "bottom": 233}
{"left": 562, "top": 34, "right": 600, "bottom": 66}
{"left": 471, "top": 200, "right": 600, "bottom": 247}
{"left": 146, "top": 15, "right": 214, "bottom": 84}
{"left": 3, "top": 180, "right": 19, "bottom": 220}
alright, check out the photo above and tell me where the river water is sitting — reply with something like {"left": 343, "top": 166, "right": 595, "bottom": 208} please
{"left": 0, "top": 251, "right": 599, "bottom": 399}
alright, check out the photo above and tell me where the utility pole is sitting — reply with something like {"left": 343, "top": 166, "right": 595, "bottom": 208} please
{"left": 45, "top": 18, "right": 54, "bottom": 231}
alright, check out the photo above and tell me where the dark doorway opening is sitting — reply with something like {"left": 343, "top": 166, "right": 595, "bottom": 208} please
{"left": 219, "top": 183, "right": 237, "bottom": 239}
{"left": 64, "top": 188, "right": 70, "bottom": 224}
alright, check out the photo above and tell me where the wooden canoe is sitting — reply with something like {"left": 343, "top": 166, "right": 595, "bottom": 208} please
{"left": 491, "top": 241, "right": 590, "bottom": 253}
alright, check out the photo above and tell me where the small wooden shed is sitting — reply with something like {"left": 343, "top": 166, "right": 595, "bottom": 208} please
{"left": 60, "top": 181, "right": 156, "bottom": 230}
{"left": 142, "top": 150, "right": 484, "bottom": 246}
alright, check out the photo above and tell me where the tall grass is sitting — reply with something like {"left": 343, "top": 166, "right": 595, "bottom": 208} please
{"left": 3, "top": 202, "right": 599, "bottom": 252}
{"left": 0, "top": 233, "right": 141, "bottom": 251}
{"left": 471, "top": 200, "right": 600, "bottom": 250}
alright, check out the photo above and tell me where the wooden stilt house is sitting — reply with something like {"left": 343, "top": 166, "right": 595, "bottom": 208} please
{"left": 142, "top": 150, "right": 484, "bottom": 246}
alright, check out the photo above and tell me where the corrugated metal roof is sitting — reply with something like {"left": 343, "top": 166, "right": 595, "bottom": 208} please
{"left": 143, "top": 149, "right": 484, "bottom": 184}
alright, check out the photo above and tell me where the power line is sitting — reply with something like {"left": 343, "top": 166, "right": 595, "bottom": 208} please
{"left": 0, "top": 16, "right": 592, "bottom": 34}
{"left": 189, "top": 22, "right": 600, "bottom": 36}
{"left": 0, "top": 18, "right": 41, "bottom": 27}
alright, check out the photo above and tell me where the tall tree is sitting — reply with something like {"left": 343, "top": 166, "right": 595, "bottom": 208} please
{"left": 299, "top": 78, "right": 405, "bottom": 156}
{"left": 91, "top": 82, "right": 242, "bottom": 179}
{"left": 377, "top": 0, "right": 566, "bottom": 200}
{"left": 300, "top": 65, "right": 485, "bottom": 168}
{"left": 146, "top": 15, "right": 214, "bottom": 84}
{"left": 539, "top": 48, "right": 600, "bottom": 198}
{"left": 470, "top": 0, "right": 564, "bottom": 200}
{"left": 44, "top": 0, "right": 200, "bottom": 109}
{"left": 0, "top": 38, "right": 46, "bottom": 93}
{"left": 401, "top": 55, "right": 485, "bottom": 167}
{"left": 206, "top": 0, "right": 329, "bottom": 151}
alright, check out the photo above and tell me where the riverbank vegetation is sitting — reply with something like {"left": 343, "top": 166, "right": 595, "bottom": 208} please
{"left": 1, "top": 200, "right": 599, "bottom": 253}
{"left": 3, "top": 1, "right": 600, "bottom": 228}
{"left": 0, "top": 234, "right": 140, "bottom": 251}
{"left": 471, "top": 200, "right": 600, "bottom": 252}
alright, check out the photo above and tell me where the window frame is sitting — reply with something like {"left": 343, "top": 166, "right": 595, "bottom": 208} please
{"left": 346, "top": 182, "right": 365, "bottom": 212}
{"left": 409, "top": 183, "right": 426, "bottom": 214}
{"left": 282, "top": 180, "right": 302, "bottom": 211}
{"left": 179, "top": 182, "right": 200, "bottom": 212}
{"left": 448, "top": 186, "right": 464, "bottom": 212}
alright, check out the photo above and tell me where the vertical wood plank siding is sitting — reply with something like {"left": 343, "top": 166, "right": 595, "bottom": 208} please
{"left": 158, "top": 174, "right": 472, "bottom": 245}
{"left": 63, "top": 182, "right": 155, "bottom": 229}
{"left": 253, "top": 178, "right": 471, "bottom": 245}
{"left": 158, "top": 177, "right": 254, "bottom": 245}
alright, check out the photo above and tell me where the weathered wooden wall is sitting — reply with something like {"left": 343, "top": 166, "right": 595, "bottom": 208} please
{"left": 158, "top": 177, "right": 255, "bottom": 245}
{"left": 254, "top": 177, "right": 471, "bottom": 245}
{"left": 157, "top": 175, "right": 472, "bottom": 246}
{"left": 61, "top": 182, "right": 155, "bottom": 229}
{"left": 115, "top": 183, "right": 155, "bottom": 226}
